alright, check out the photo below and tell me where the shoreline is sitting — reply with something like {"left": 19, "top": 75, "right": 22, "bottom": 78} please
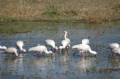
{"left": 0, "top": 18, "right": 120, "bottom": 24}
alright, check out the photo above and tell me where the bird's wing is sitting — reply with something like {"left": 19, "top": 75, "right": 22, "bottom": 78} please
{"left": 45, "top": 39, "right": 55, "bottom": 47}
{"left": 72, "top": 44, "right": 82, "bottom": 50}
{"left": 61, "top": 40, "right": 69, "bottom": 47}
{"left": 16, "top": 41, "right": 24, "bottom": 47}
{"left": 109, "top": 43, "right": 119, "bottom": 49}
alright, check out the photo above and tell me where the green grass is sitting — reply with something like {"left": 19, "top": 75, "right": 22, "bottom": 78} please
{"left": 0, "top": 22, "right": 60, "bottom": 34}
{"left": 0, "top": 22, "right": 36, "bottom": 34}
{"left": 0, "top": 16, "right": 21, "bottom": 22}
{"left": 0, "top": 0, "right": 120, "bottom": 23}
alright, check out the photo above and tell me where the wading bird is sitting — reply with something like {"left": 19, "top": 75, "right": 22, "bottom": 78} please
{"left": 60, "top": 31, "right": 70, "bottom": 42}
{"left": 0, "top": 45, "right": 7, "bottom": 50}
{"left": 82, "top": 39, "right": 89, "bottom": 45}
{"left": 4, "top": 47, "right": 18, "bottom": 58}
{"left": 45, "top": 39, "right": 58, "bottom": 52}
{"left": 29, "top": 44, "right": 53, "bottom": 57}
{"left": 59, "top": 31, "right": 70, "bottom": 50}
{"left": 72, "top": 39, "right": 89, "bottom": 56}
{"left": 16, "top": 41, "right": 26, "bottom": 54}
{"left": 0, "top": 42, "right": 7, "bottom": 50}
{"left": 109, "top": 43, "right": 120, "bottom": 58}
{"left": 109, "top": 43, "right": 119, "bottom": 49}
{"left": 72, "top": 44, "right": 97, "bottom": 57}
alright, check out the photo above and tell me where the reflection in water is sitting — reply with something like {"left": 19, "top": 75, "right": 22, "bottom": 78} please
{"left": 4, "top": 54, "right": 24, "bottom": 75}
{"left": 109, "top": 58, "right": 120, "bottom": 69}
{"left": 75, "top": 58, "right": 96, "bottom": 70}
{"left": 71, "top": 57, "right": 98, "bottom": 76}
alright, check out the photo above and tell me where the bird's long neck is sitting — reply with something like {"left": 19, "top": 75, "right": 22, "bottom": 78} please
{"left": 64, "top": 34, "right": 67, "bottom": 40}
{"left": 44, "top": 47, "right": 49, "bottom": 54}
{"left": 52, "top": 45, "right": 55, "bottom": 48}
{"left": 14, "top": 51, "right": 18, "bottom": 57}
{"left": 19, "top": 46, "right": 23, "bottom": 51}
{"left": 88, "top": 47, "right": 94, "bottom": 54}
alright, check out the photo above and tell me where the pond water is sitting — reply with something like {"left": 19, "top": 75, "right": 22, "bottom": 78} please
{"left": 0, "top": 21, "right": 120, "bottom": 79}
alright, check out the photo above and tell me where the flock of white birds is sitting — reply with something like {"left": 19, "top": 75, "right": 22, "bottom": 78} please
{"left": 0, "top": 31, "right": 120, "bottom": 58}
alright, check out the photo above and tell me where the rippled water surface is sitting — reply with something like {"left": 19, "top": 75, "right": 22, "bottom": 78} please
{"left": 0, "top": 21, "right": 120, "bottom": 79}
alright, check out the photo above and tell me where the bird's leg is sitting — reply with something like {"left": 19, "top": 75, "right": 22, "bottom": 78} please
{"left": 23, "top": 51, "right": 26, "bottom": 54}
{"left": 37, "top": 52, "right": 42, "bottom": 57}
{"left": 15, "top": 54, "right": 18, "bottom": 58}
{"left": 85, "top": 52, "right": 87, "bottom": 57}
{"left": 51, "top": 53, "right": 53, "bottom": 57}
{"left": 36, "top": 53, "right": 39, "bottom": 57}
{"left": 40, "top": 52, "right": 42, "bottom": 57}
{"left": 112, "top": 53, "right": 115, "bottom": 59}
{"left": 55, "top": 49, "right": 58, "bottom": 53}
{"left": 79, "top": 52, "right": 82, "bottom": 57}
{"left": 54, "top": 49, "right": 58, "bottom": 53}
{"left": 94, "top": 54, "right": 97, "bottom": 57}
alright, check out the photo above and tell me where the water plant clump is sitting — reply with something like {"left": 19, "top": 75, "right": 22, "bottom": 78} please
{"left": 86, "top": 67, "right": 120, "bottom": 73}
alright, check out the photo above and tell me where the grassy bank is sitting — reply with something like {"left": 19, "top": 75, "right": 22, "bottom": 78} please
{"left": 0, "top": 22, "right": 37, "bottom": 34}
{"left": 0, "top": 0, "right": 120, "bottom": 23}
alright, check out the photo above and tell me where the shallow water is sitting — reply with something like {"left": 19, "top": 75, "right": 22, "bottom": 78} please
{"left": 0, "top": 21, "right": 120, "bottom": 79}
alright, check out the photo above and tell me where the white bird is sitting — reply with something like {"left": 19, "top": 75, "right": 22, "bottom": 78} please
{"left": 112, "top": 48, "right": 120, "bottom": 54}
{"left": 4, "top": 47, "right": 18, "bottom": 58}
{"left": 59, "top": 40, "right": 70, "bottom": 50}
{"left": 59, "top": 31, "right": 70, "bottom": 50}
{"left": 0, "top": 45, "right": 7, "bottom": 50}
{"left": 45, "top": 39, "right": 58, "bottom": 52}
{"left": 109, "top": 43, "right": 119, "bottom": 49}
{"left": 109, "top": 43, "right": 120, "bottom": 58}
{"left": 16, "top": 41, "right": 26, "bottom": 53}
{"left": 82, "top": 39, "right": 89, "bottom": 45}
{"left": 72, "top": 39, "right": 89, "bottom": 56}
{"left": 60, "top": 31, "right": 70, "bottom": 43}
{"left": 72, "top": 44, "right": 97, "bottom": 57}
{"left": 29, "top": 45, "right": 53, "bottom": 56}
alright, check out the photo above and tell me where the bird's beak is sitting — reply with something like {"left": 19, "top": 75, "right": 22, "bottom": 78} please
{"left": 60, "top": 32, "right": 64, "bottom": 38}
{"left": 95, "top": 54, "right": 97, "bottom": 57}
{"left": 55, "top": 49, "right": 58, "bottom": 53}
{"left": 16, "top": 56, "right": 18, "bottom": 58}
{"left": 23, "top": 51, "right": 26, "bottom": 54}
